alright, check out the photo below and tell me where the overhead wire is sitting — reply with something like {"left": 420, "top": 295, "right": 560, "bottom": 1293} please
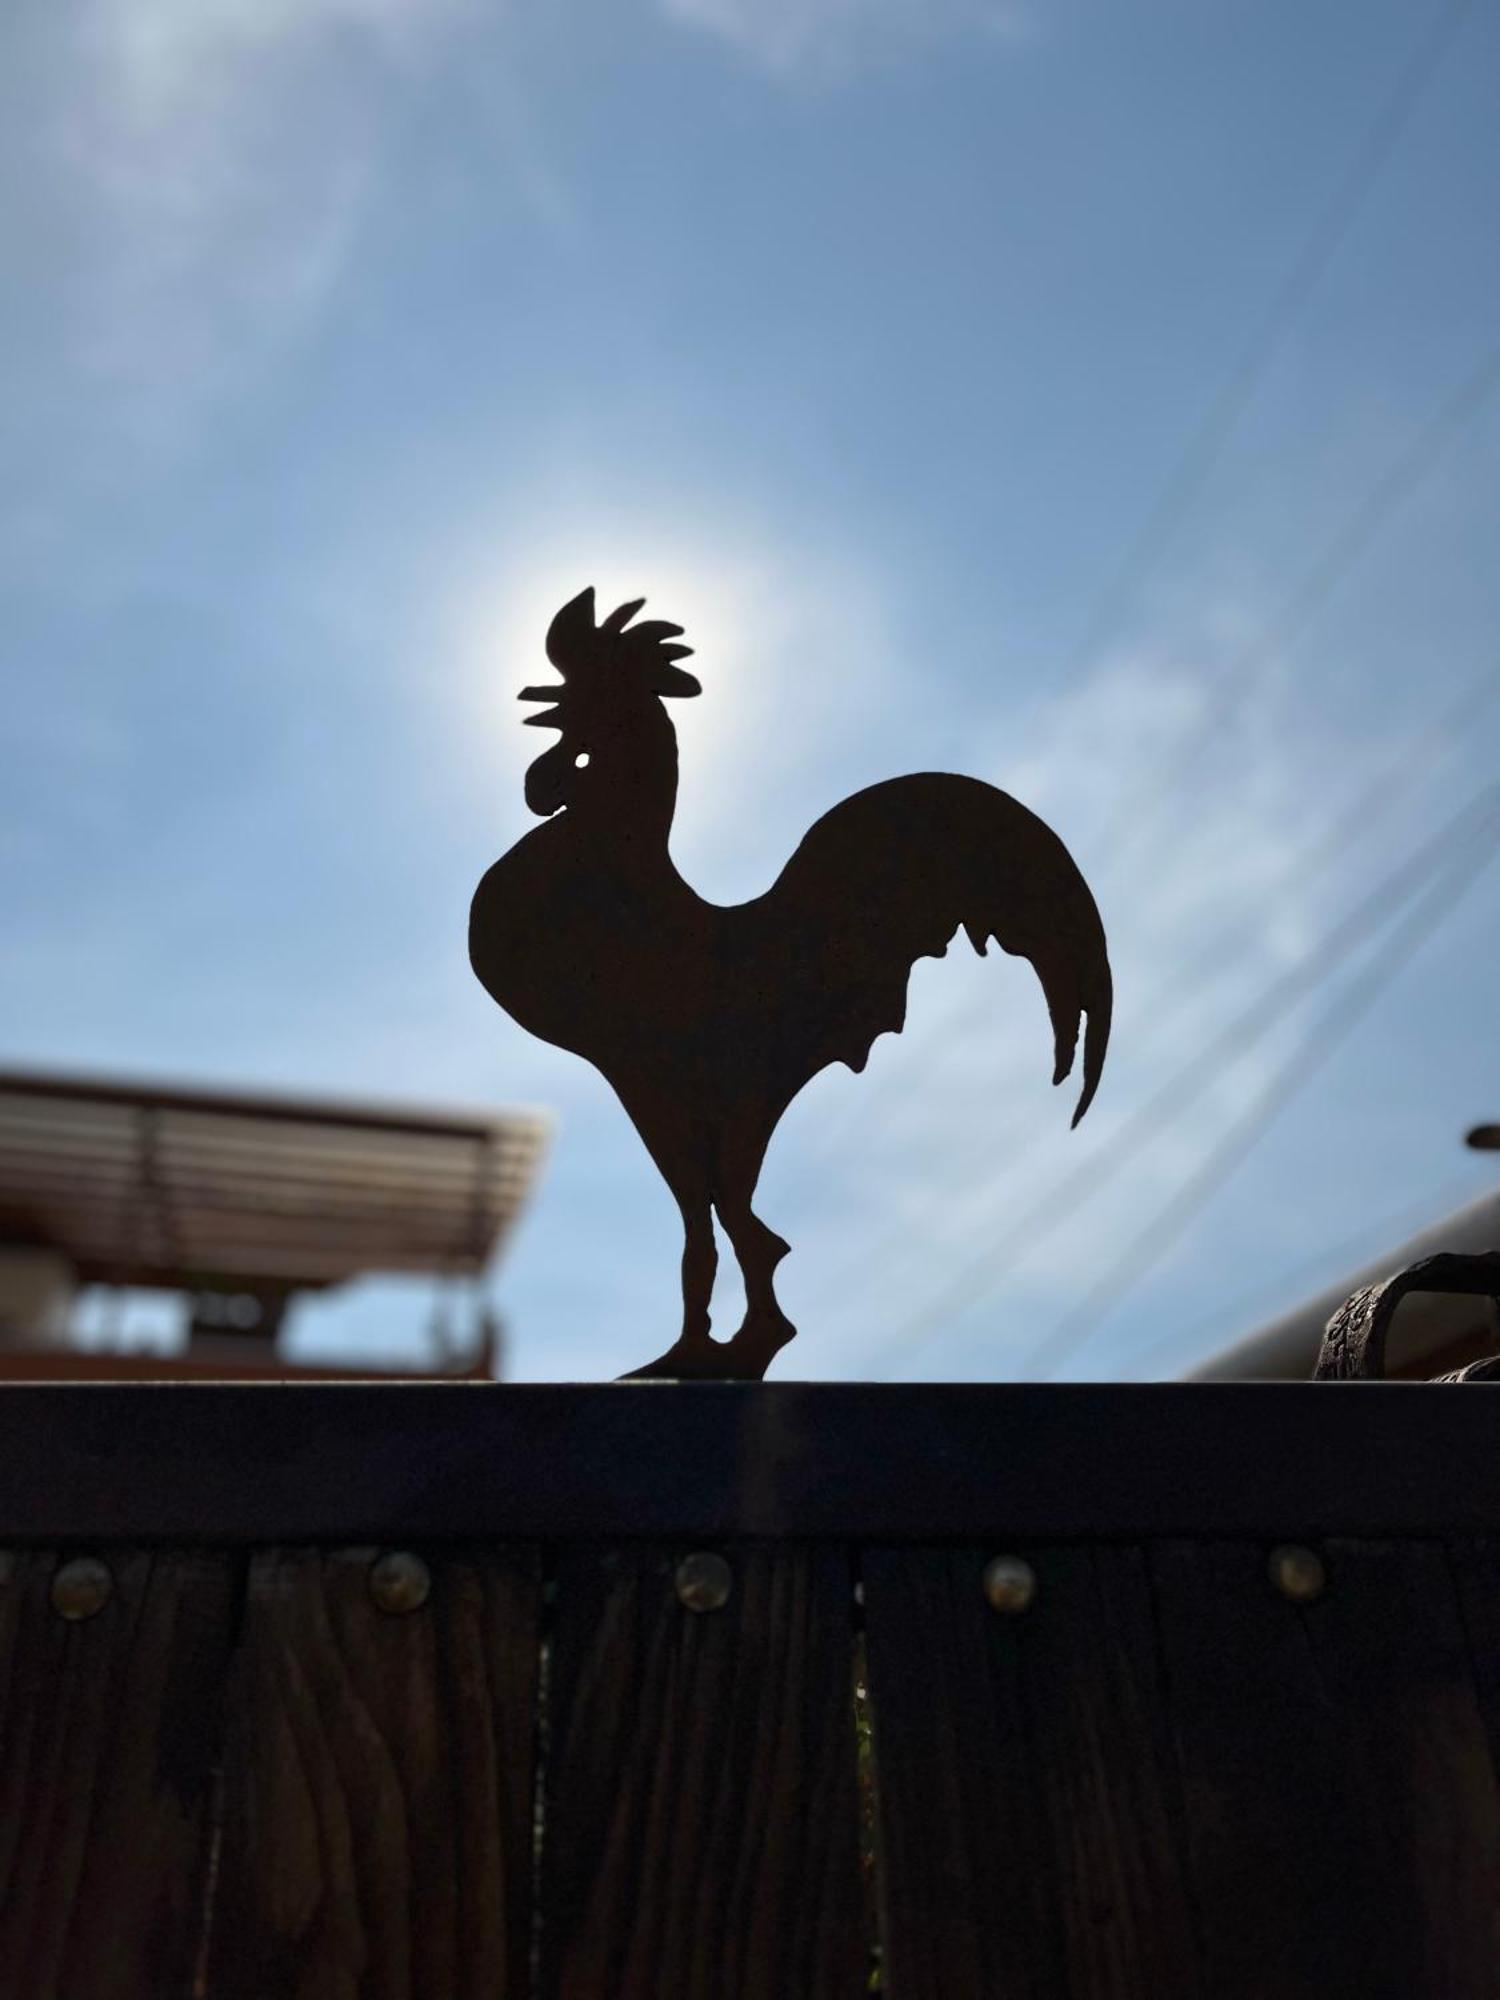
{"left": 792, "top": 5, "right": 1480, "bottom": 1187}
{"left": 792, "top": 1, "right": 1492, "bottom": 1370}
{"left": 1098, "top": 335, "right": 1500, "bottom": 877}
{"left": 1046, "top": 0, "right": 1477, "bottom": 706}
{"left": 798, "top": 660, "right": 1500, "bottom": 1320}
{"left": 800, "top": 323, "right": 1500, "bottom": 1274}
{"left": 826, "top": 339, "right": 1500, "bottom": 1354}
{"left": 853, "top": 779, "right": 1500, "bottom": 1378}
{"left": 990, "top": 2, "right": 1495, "bottom": 1371}
{"left": 1018, "top": 796, "right": 1500, "bottom": 1379}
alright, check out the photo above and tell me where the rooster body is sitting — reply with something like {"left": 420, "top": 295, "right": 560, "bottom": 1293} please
{"left": 471, "top": 590, "right": 1111, "bottom": 1378}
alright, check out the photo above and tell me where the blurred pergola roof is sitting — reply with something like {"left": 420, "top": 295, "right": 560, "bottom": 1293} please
{"left": 0, "top": 1068, "right": 548, "bottom": 1294}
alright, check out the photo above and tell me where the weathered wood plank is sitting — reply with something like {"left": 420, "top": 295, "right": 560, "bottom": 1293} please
{"left": 208, "top": 1546, "right": 540, "bottom": 2000}
{"left": 1151, "top": 1538, "right": 1500, "bottom": 2000}
{"left": 863, "top": 1544, "right": 1201, "bottom": 1999}
{"left": 538, "top": 1544, "right": 866, "bottom": 1998}
{"left": 1445, "top": 1537, "right": 1500, "bottom": 1789}
{"left": 9, "top": 1383, "right": 1500, "bottom": 1543}
{"left": 0, "top": 1546, "right": 238, "bottom": 2000}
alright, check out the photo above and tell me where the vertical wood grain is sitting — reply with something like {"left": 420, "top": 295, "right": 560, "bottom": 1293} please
{"left": 208, "top": 1545, "right": 540, "bottom": 2000}
{"left": 1446, "top": 1537, "right": 1500, "bottom": 1785}
{"left": 0, "top": 1546, "right": 239, "bottom": 2000}
{"left": 537, "top": 1543, "right": 866, "bottom": 1999}
{"left": 863, "top": 1544, "right": 1200, "bottom": 2000}
{"left": 1151, "top": 1537, "right": 1500, "bottom": 2000}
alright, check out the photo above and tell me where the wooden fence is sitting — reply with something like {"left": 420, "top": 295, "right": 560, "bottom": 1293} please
{"left": 4, "top": 1383, "right": 1500, "bottom": 1997}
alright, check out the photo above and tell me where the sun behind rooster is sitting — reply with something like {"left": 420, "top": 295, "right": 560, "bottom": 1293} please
{"left": 470, "top": 587, "right": 1112, "bottom": 1379}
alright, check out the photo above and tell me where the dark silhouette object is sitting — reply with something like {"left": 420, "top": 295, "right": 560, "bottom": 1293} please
{"left": 470, "top": 589, "right": 1112, "bottom": 1378}
{"left": 1315, "top": 1250, "right": 1500, "bottom": 1382}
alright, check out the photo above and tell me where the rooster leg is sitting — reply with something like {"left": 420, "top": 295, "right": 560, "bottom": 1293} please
{"left": 712, "top": 1113, "right": 797, "bottom": 1380}
{"left": 621, "top": 1191, "right": 725, "bottom": 1380}
{"left": 716, "top": 1198, "right": 795, "bottom": 1379}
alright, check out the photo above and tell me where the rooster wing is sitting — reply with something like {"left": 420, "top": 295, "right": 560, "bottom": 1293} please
{"left": 733, "top": 772, "right": 1111, "bottom": 1123}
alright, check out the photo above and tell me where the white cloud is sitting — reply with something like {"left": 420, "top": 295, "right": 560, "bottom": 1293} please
{"left": 658, "top": 0, "right": 1029, "bottom": 79}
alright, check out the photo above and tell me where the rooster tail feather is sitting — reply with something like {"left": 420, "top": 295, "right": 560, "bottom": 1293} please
{"left": 764, "top": 772, "right": 1112, "bottom": 1123}
{"left": 1029, "top": 936, "right": 1110, "bottom": 1127}
{"left": 1072, "top": 965, "right": 1112, "bottom": 1126}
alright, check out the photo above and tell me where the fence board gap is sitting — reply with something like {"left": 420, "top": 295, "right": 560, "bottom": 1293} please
{"left": 850, "top": 1581, "right": 887, "bottom": 1995}
{"left": 527, "top": 1549, "right": 559, "bottom": 2000}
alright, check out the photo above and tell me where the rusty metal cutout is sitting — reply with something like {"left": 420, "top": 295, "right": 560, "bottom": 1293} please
{"left": 470, "top": 588, "right": 1112, "bottom": 1379}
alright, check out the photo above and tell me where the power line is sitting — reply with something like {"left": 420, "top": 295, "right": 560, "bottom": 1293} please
{"left": 1020, "top": 802, "right": 1500, "bottom": 1379}
{"left": 1048, "top": 0, "right": 1477, "bottom": 702}
{"left": 798, "top": 660, "right": 1500, "bottom": 1314}
{"left": 790, "top": 330, "right": 1500, "bottom": 1196}
{"left": 855, "top": 780, "right": 1500, "bottom": 1378}
{"left": 787, "top": 50, "right": 1492, "bottom": 1196}
{"left": 1099, "top": 336, "right": 1500, "bottom": 878}
{"left": 842, "top": 769, "right": 1500, "bottom": 1352}
{"left": 786, "top": 2, "right": 1491, "bottom": 1236}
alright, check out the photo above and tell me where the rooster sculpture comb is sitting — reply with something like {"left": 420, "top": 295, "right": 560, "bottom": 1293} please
{"left": 472, "top": 585, "right": 1112, "bottom": 1379}
{"left": 519, "top": 587, "right": 701, "bottom": 717}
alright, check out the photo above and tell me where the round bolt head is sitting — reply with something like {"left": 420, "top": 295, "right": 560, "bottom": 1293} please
{"left": 983, "top": 1554, "right": 1037, "bottom": 1614}
{"left": 1269, "top": 1544, "right": 1326, "bottom": 1603}
{"left": 368, "top": 1550, "right": 431, "bottom": 1616}
{"left": 675, "top": 1551, "right": 732, "bottom": 1613}
{"left": 51, "top": 1557, "right": 112, "bottom": 1623}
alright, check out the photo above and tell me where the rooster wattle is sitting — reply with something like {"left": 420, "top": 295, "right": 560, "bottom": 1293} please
{"left": 470, "top": 588, "right": 1112, "bottom": 1379}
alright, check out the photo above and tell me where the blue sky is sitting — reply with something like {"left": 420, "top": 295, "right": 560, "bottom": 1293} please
{"left": 3, "top": 0, "right": 1497, "bottom": 1380}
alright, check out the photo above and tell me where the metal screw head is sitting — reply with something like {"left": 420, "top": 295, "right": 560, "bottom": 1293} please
{"left": 51, "top": 1557, "right": 112, "bottom": 1623}
{"left": 368, "top": 1550, "right": 431, "bottom": 1616}
{"left": 1269, "top": 1544, "right": 1326, "bottom": 1603}
{"left": 983, "top": 1554, "right": 1037, "bottom": 1614}
{"left": 675, "top": 1551, "right": 732, "bottom": 1613}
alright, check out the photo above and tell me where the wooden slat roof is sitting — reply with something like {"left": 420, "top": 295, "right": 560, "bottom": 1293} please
{"left": 0, "top": 1068, "right": 548, "bottom": 1292}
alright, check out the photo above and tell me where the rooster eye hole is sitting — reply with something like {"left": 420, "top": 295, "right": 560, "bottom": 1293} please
{"left": 574, "top": 752, "right": 590, "bottom": 769}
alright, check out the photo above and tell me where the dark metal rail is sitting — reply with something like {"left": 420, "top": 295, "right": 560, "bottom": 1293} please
{"left": 1, "top": 1380, "right": 1496, "bottom": 1542}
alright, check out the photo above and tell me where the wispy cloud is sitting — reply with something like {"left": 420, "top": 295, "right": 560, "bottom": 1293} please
{"left": 658, "top": 0, "right": 1030, "bottom": 80}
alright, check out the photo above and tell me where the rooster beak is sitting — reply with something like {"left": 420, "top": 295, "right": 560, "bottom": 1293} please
{"left": 519, "top": 685, "right": 567, "bottom": 729}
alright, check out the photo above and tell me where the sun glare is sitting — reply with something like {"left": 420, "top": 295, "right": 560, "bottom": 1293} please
{"left": 445, "top": 510, "right": 895, "bottom": 896}
{"left": 458, "top": 526, "right": 773, "bottom": 809}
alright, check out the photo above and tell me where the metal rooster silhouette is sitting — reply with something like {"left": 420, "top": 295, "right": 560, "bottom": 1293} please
{"left": 470, "top": 588, "right": 1112, "bottom": 1379}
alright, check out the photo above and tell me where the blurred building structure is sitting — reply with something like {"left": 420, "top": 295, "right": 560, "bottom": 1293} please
{"left": 0, "top": 1068, "right": 547, "bottom": 1380}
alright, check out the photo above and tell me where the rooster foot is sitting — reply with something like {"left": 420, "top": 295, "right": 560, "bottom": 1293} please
{"left": 620, "top": 1323, "right": 792, "bottom": 1383}
{"left": 723, "top": 1306, "right": 797, "bottom": 1381}
{"left": 618, "top": 1336, "right": 737, "bottom": 1381}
